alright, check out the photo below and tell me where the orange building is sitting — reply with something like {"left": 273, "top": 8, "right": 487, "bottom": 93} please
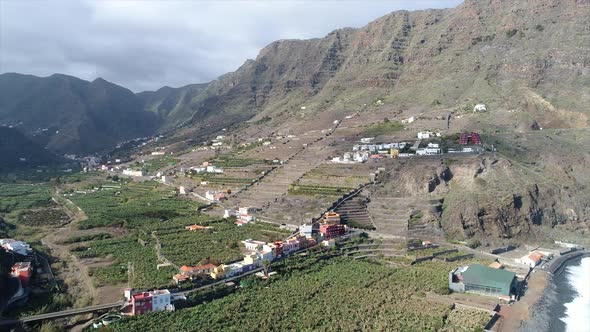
{"left": 11, "top": 261, "right": 32, "bottom": 287}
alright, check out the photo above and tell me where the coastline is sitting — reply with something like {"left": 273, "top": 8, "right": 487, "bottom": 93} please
{"left": 517, "top": 251, "right": 590, "bottom": 332}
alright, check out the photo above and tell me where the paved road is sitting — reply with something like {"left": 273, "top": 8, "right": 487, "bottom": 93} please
{"left": 0, "top": 301, "right": 124, "bottom": 327}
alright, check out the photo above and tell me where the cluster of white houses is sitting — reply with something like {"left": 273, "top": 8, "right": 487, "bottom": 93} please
{"left": 224, "top": 207, "right": 257, "bottom": 226}
{"left": 189, "top": 161, "right": 224, "bottom": 174}
{"left": 171, "top": 234, "right": 318, "bottom": 286}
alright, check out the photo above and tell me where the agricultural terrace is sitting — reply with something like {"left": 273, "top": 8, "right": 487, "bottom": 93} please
{"left": 109, "top": 254, "right": 492, "bottom": 331}
{"left": 288, "top": 183, "right": 354, "bottom": 197}
{"left": 72, "top": 235, "right": 176, "bottom": 289}
{"left": 0, "top": 183, "right": 53, "bottom": 214}
{"left": 0, "top": 182, "right": 68, "bottom": 236}
{"left": 66, "top": 180, "right": 289, "bottom": 288}
{"left": 156, "top": 219, "right": 290, "bottom": 266}
{"left": 297, "top": 163, "right": 373, "bottom": 189}
{"left": 135, "top": 156, "right": 180, "bottom": 174}
{"left": 68, "top": 181, "right": 198, "bottom": 230}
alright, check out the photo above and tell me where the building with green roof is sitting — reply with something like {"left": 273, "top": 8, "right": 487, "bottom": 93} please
{"left": 449, "top": 264, "right": 517, "bottom": 297}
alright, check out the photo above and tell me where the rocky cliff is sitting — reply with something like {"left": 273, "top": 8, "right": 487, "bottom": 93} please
{"left": 164, "top": 0, "right": 589, "bottom": 134}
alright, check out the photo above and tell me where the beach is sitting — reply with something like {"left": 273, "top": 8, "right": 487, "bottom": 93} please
{"left": 518, "top": 252, "right": 590, "bottom": 332}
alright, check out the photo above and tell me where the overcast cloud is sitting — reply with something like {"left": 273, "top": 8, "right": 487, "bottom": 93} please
{"left": 0, "top": 0, "right": 462, "bottom": 92}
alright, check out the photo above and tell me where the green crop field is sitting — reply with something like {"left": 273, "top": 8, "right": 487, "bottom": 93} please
{"left": 288, "top": 184, "right": 354, "bottom": 196}
{"left": 156, "top": 220, "right": 290, "bottom": 266}
{"left": 109, "top": 254, "right": 491, "bottom": 331}
{"left": 0, "top": 183, "right": 52, "bottom": 213}
{"left": 68, "top": 181, "right": 199, "bottom": 229}
{"left": 73, "top": 235, "right": 176, "bottom": 288}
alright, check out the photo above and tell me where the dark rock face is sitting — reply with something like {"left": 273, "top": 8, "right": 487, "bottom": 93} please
{"left": 159, "top": 0, "right": 590, "bottom": 133}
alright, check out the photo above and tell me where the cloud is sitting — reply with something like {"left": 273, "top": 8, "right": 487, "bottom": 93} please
{"left": 0, "top": 0, "right": 462, "bottom": 92}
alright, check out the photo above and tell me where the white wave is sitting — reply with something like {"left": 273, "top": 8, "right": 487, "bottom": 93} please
{"left": 560, "top": 257, "right": 590, "bottom": 332}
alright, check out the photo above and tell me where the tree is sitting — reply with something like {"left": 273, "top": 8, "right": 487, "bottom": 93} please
{"left": 262, "top": 259, "right": 271, "bottom": 278}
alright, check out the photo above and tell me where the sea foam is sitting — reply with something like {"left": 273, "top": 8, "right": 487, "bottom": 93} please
{"left": 560, "top": 257, "right": 590, "bottom": 332}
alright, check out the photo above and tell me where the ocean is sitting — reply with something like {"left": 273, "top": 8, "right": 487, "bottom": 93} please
{"left": 523, "top": 256, "right": 590, "bottom": 332}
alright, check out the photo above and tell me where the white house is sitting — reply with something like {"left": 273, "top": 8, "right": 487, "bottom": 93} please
{"left": 223, "top": 209, "right": 236, "bottom": 219}
{"left": 122, "top": 169, "right": 144, "bottom": 177}
{"left": 402, "top": 116, "right": 415, "bottom": 124}
{"left": 424, "top": 143, "right": 441, "bottom": 155}
{"left": 238, "top": 214, "right": 255, "bottom": 222}
{"left": 300, "top": 225, "right": 314, "bottom": 238}
{"left": 151, "top": 289, "right": 172, "bottom": 312}
{"left": 151, "top": 151, "right": 166, "bottom": 156}
{"left": 179, "top": 186, "right": 186, "bottom": 195}
{"left": 0, "top": 239, "right": 32, "bottom": 256}
{"left": 242, "top": 239, "right": 266, "bottom": 251}
{"left": 474, "top": 104, "right": 487, "bottom": 112}
{"left": 517, "top": 251, "right": 544, "bottom": 268}
{"left": 417, "top": 131, "right": 433, "bottom": 139}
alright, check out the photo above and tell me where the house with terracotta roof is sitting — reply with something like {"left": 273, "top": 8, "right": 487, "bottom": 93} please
{"left": 179, "top": 263, "right": 217, "bottom": 278}
{"left": 517, "top": 251, "right": 544, "bottom": 268}
{"left": 323, "top": 212, "right": 341, "bottom": 225}
{"left": 184, "top": 224, "right": 211, "bottom": 231}
{"left": 172, "top": 274, "right": 189, "bottom": 285}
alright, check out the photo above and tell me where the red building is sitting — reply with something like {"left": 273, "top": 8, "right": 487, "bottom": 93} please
{"left": 460, "top": 132, "right": 482, "bottom": 145}
{"left": 273, "top": 241, "right": 284, "bottom": 257}
{"left": 11, "top": 262, "right": 32, "bottom": 287}
{"left": 131, "top": 292, "right": 153, "bottom": 315}
{"left": 320, "top": 224, "right": 346, "bottom": 239}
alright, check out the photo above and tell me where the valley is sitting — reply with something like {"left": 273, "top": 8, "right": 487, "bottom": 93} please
{"left": 1, "top": 0, "right": 589, "bottom": 331}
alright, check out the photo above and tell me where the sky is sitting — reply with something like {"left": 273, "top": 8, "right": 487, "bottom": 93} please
{"left": 0, "top": 0, "right": 462, "bottom": 92}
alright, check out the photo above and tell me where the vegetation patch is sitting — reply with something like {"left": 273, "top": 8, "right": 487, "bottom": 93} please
{"left": 109, "top": 255, "right": 491, "bottom": 331}
{"left": 362, "top": 119, "right": 404, "bottom": 136}
{"left": 0, "top": 183, "right": 52, "bottom": 213}
{"left": 288, "top": 184, "right": 353, "bottom": 196}
{"left": 157, "top": 220, "right": 289, "bottom": 266}
{"left": 17, "top": 206, "right": 69, "bottom": 227}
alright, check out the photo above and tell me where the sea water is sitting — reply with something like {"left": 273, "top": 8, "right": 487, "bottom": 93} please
{"left": 560, "top": 257, "right": 590, "bottom": 332}
{"left": 522, "top": 256, "right": 590, "bottom": 332}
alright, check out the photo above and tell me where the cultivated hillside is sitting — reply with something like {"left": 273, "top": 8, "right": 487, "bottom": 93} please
{"left": 0, "top": 73, "right": 160, "bottom": 155}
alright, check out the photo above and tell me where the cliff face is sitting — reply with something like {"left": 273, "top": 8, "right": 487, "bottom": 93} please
{"left": 441, "top": 150, "right": 590, "bottom": 241}
{"left": 167, "top": 0, "right": 589, "bottom": 132}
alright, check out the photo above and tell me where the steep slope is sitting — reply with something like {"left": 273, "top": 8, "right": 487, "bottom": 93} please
{"left": 136, "top": 83, "right": 209, "bottom": 130}
{"left": 164, "top": 0, "right": 588, "bottom": 135}
{"left": 0, "top": 73, "right": 160, "bottom": 155}
{"left": 0, "top": 127, "right": 63, "bottom": 171}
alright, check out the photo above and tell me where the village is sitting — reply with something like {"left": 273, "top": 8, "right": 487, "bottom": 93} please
{"left": 1, "top": 100, "right": 587, "bottom": 332}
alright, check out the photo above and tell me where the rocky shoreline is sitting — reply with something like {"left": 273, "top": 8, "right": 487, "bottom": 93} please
{"left": 518, "top": 250, "right": 589, "bottom": 332}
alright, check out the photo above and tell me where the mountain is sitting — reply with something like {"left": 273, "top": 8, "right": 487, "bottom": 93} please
{"left": 0, "top": 126, "right": 63, "bottom": 171}
{"left": 136, "top": 83, "right": 209, "bottom": 131}
{"left": 160, "top": 0, "right": 588, "bottom": 135}
{"left": 0, "top": 73, "right": 160, "bottom": 155}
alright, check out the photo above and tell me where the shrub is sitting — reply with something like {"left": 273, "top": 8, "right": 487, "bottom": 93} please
{"left": 506, "top": 29, "right": 518, "bottom": 38}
